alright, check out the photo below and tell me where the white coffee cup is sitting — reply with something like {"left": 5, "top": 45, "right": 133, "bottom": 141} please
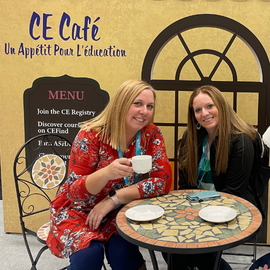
{"left": 131, "top": 155, "right": 152, "bottom": 174}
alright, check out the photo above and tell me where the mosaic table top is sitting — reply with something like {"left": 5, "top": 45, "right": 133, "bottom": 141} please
{"left": 116, "top": 190, "right": 262, "bottom": 254}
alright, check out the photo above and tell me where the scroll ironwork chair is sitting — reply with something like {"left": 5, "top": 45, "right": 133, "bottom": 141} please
{"left": 13, "top": 133, "right": 71, "bottom": 270}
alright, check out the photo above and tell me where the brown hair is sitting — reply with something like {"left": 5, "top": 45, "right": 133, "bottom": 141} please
{"left": 180, "top": 85, "right": 256, "bottom": 185}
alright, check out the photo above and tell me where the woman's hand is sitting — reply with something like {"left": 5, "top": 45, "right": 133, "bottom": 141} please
{"left": 85, "top": 158, "right": 133, "bottom": 194}
{"left": 105, "top": 158, "right": 133, "bottom": 180}
{"left": 263, "top": 264, "right": 270, "bottom": 270}
{"left": 85, "top": 196, "right": 115, "bottom": 231}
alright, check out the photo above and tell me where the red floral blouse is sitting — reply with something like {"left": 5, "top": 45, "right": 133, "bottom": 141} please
{"left": 46, "top": 124, "right": 172, "bottom": 258}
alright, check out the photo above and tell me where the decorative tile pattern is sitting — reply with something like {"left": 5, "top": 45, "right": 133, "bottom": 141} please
{"left": 31, "top": 154, "right": 66, "bottom": 189}
{"left": 116, "top": 190, "right": 262, "bottom": 253}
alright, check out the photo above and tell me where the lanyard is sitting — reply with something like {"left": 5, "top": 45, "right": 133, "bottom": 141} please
{"left": 197, "top": 137, "right": 208, "bottom": 189}
{"left": 117, "top": 131, "right": 140, "bottom": 185}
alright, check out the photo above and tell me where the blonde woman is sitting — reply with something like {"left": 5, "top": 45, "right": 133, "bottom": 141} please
{"left": 47, "top": 79, "right": 172, "bottom": 270}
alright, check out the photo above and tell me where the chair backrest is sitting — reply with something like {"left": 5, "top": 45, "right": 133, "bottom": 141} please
{"left": 13, "top": 133, "right": 72, "bottom": 235}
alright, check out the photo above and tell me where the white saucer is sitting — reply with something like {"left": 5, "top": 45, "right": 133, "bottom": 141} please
{"left": 199, "top": 206, "right": 237, "bottom": 223}
{"left": 125, "top": 205, "right": 164, "bottom": 222}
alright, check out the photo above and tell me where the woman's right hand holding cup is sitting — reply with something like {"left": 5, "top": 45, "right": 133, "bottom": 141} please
{"left": 106, "top": 158, "right": 133, "bottom": 180}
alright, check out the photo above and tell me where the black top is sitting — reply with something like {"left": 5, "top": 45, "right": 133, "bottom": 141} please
{"left": 178, "top": 128, "right": 257, "bottom": 207}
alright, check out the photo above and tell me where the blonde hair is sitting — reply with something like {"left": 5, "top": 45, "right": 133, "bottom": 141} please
{"left": 80, "top": 79, "right": 156, "bottom": 151}
{"left": 180, "top": 85, "right": 256, "bottom": 186}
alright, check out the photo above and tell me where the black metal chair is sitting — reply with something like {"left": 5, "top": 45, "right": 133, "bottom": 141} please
{"left": 13, "top": 133, "right": 72, "bottom": 270}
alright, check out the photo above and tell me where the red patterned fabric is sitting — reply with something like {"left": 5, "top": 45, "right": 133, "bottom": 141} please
{"left": 46, "top": 124, "right": 172, "bottom": 258}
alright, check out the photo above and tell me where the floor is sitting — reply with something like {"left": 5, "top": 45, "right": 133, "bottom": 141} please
{"left": 0, "top": 199, "right": 269, "bottom": 270}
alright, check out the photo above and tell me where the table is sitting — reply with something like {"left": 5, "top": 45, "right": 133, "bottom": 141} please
{"left": 116, "top": 190, "right": 262, "bottom": 270}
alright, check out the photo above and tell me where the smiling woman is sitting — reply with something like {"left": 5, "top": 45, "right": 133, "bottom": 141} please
{"left": 179, "top": 85, "right": 257, "bottom": 194}
{"left": 46, "top": 79, "right": 172, "bottom": 270}
{"left": 173, "top": 85, "right": 259, "bottom": 270}
{"left": 193, "top": 92, "right": 219, "bottom": 145}
{"left": 125, "top": 89, "right": 155, "bottom": 145}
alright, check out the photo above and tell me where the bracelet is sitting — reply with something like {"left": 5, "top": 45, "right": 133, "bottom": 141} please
{"left": 109, "top": 194, "right": 120, "bottom": 206}
{"left": 109, "top": 190, "right": 121, "bottom": 206}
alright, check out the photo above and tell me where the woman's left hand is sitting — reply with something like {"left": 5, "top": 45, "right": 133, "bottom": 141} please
{"left": 85, "top": 196, "right": 115, "bottom": 230}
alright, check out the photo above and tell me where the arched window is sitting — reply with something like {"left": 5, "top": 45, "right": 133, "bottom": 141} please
{"left": 142, "top": 14, "right": 270, "bottom": 243}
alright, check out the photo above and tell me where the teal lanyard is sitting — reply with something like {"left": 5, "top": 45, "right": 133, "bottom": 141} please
{"left": 117, "top": 131, "right": 140, "bottom": 185}
{"left": 197, "top": 137, "right": 208, "bottom": 189}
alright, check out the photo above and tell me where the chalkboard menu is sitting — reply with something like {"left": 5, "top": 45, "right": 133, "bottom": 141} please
{"left": 24, "top": 75, "right": 109, "bottom": 157}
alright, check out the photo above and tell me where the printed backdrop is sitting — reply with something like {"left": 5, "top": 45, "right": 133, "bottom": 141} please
{"left": 0, "top": 0, "right": 269, "bottom": 236}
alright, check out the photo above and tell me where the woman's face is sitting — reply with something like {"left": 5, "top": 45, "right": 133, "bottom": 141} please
{"left": 193, "top": 92, "right": 219, "bottom": 135}
{"left": 125, "top": 89, "right": 155, "bottom": 135}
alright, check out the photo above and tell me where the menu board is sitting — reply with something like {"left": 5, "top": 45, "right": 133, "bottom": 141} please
{"left": 24, "top": 75, "right": 109, "bottom": 158}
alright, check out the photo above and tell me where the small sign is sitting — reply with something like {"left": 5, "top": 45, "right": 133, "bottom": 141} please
{"left": 24, "top": 75, "right": 109, "bottom": 160}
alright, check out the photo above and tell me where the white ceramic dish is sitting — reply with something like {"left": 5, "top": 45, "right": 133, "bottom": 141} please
{"left": 125, "top": 205, "right": 164, "bottom": 222}
{"left": 199, "top": 206, "right": 237, "bottom": 223}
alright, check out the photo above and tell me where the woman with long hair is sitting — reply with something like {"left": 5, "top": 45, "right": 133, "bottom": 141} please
{"left": 166, "top": 85, "right": 257, "bottom": 270}
{"left": 179, "top": 85, "right": 256, "bottom": 204}
{"left": 47, "top": 79, "right": 172, "bottom": 270}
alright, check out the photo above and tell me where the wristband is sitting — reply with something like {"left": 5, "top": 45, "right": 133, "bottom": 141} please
{"left": 109, "top": 190, "right": 121, "bottom": 206}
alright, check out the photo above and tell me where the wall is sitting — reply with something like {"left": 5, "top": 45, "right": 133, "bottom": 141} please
{"left": 0, "top": 0, "right": 269, "bottom": 235}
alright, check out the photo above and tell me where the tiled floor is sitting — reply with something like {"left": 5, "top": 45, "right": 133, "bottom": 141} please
{"left": 0, "top": 200, "right": 269, "bottom": 270}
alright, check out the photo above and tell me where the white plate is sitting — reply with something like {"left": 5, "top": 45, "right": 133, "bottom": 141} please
{"left": 199, "top": 206, "right": 237, "bottom": 223}
{"left": 125, "top": 205, "right": 164, "bottom": 222}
